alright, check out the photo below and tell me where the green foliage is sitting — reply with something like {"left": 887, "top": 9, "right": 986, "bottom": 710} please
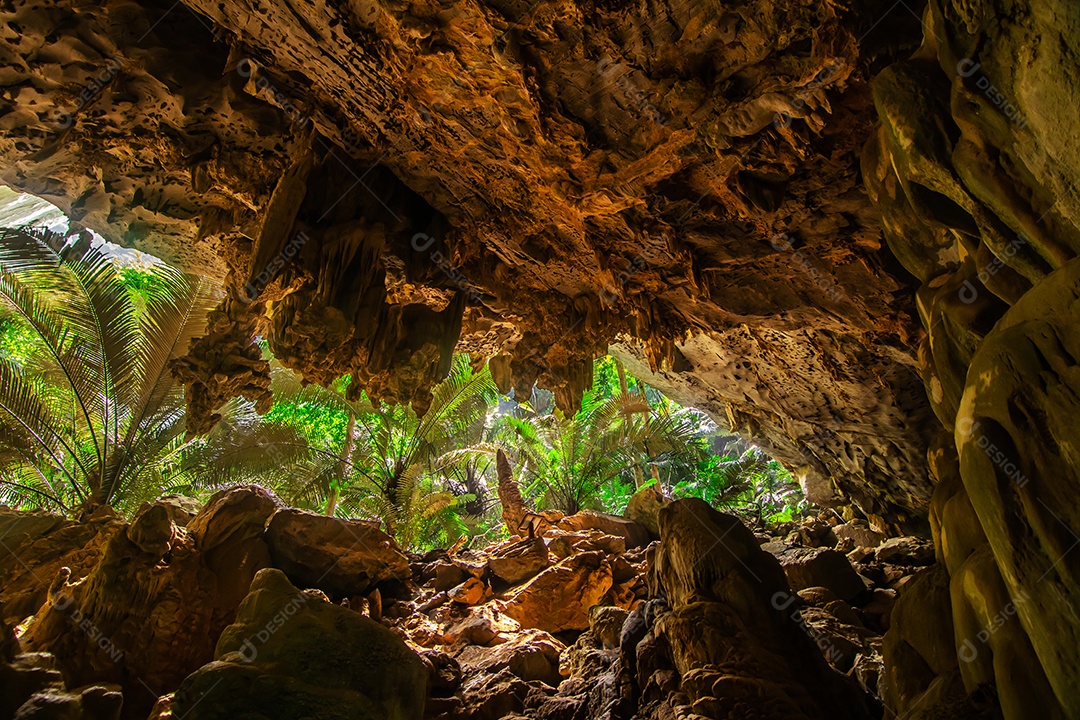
{"left": 264, "top": 399, "right": 349, "bottom": 451}
{"left": 0, "top": 227, "right": 217, "bottom": 514}
{"left": 488, "top": 360, "right": 710, "bottom": 514}
{"left": 176, "top": 355, "right": 500, "bottom": 551}
{"left": 0, "top": 222, "right": 805, "bottom": 539}
{"left": 673, "top": 443, "right": 806, "bottom": 524}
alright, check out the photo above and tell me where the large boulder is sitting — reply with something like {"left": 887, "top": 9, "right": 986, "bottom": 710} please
{"left": 624, "top": 486, "right": 667, "bottom": 538}
{"left": 555, "top": 511, "right": 650, "bottom": 550}
{"left": 0, "top": 508, "right": 121, "bottom": 626}
{"left": 265, "top": 508, "right": 410, "bottom": 597}
{"left": 502, "top": 552, "right": 612, "bottom": 633}
{"left": 172, "top": 568, "right": 428, "bottom": 720}
{"left": 831, "top": 521, "right": 884, "bottom": 550}
{"left": 874, "top": 537, "right": 934, "bottom": 566}
{"left": 654, "top": 499, "right": 873, "bottom": 720}
{"left": 454, "top": 629, "right": 563, "bottom": 687}
{"left": 487, "top": 537, "right": 550, "bottom": 585}
{"left": 773, "top": 547, "right": 867, "bottom": 602}
{"left": 20, "top": 487, "right": 276, "bottom": 719}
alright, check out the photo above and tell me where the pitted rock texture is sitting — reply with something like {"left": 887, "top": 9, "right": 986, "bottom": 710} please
{"left": 20, "top": 487, "right": 277, "bottom": 719}
{"left": 173, "top": 568, "right": 428, "bottom": 720}
{"left": 0, "top": 0, "right": 934, "bottom": 525}
{"left": 5, "top": 0, "right": 1080, "bottom": 714}
{"left": 862, "top": 0, "right": 1080, "bottom": 717}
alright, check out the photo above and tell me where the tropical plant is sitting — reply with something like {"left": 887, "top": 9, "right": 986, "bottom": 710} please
{"left": 488, "top": 387, "right": 708, "bottom": 515}
{"left": 672, "top": 442, "right": 804, "bottom": 523}
{"left": 0, "top": 227, "right": 216, "bottom": 515}
{"left": 171, "top": 355, "right": 500, "bottom": 550}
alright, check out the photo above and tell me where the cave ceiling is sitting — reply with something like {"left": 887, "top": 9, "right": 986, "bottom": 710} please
{"left": 0, "top": 0, "right": 977, "bottom": 529}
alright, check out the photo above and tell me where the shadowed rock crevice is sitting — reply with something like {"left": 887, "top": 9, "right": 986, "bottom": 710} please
{"left": 2, "top": 0, "right": 1080, "bottom": 717}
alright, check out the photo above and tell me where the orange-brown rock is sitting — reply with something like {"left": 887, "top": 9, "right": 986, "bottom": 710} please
{"left": 502, "top": 552, "right": 613, "bottom": 634}
{"left": 19, "top": 488, "right": 276, "bottom": 719}
{"left": 555, "top": 512, "right": 650, "bottom": 550}
{"left": 265, "top": 507, "right": 410, "bottom": 598}
{"left": 0, "top": 508, "right": 121, "bottom": 626}
{"left": 486, "top": 537, "right": 550, "bottom": 586}
{"left": 448, "top": 577, "right": 490, "bottom": 607}
{"left": 654, "top": 499, "right": 873, "bottom": 720}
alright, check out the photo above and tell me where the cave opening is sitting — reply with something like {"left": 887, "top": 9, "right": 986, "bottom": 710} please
{"left": 1, "top": 1, "right": 1078, "bottom": 718}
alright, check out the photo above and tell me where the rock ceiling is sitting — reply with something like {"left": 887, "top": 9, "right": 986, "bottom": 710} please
{"left": 0, "top": 0, "right": 1076, "bottom": 539}
{"left": 3, "top": 0, "right": 1080, "bottom": 715}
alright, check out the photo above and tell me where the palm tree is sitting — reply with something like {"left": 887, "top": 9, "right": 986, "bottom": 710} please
{"left": 0, "top": 227, "right": 217, "bottom": 515}
{"left": 335, "top": 356, "right": 498, "bottom": 548}
{"left": 488, "top": 390, "right": 708, "bottom": 514}
{"left": 671, "top": 442, "right": 804, "bottom": 522}
{"left": 181, "top": 355, "right": 498, "bottom": 549}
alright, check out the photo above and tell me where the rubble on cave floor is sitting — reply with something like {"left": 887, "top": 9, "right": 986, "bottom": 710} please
{"left": 0, "top": 489, "right": 934, "bottom": 720}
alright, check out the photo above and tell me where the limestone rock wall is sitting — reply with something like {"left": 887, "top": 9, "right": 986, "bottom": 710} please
{"left": 863, "top": 0, "right": 1080, "bottom": 717}
{"left": 0, "top": 0, "right": 936, "bottom": 523}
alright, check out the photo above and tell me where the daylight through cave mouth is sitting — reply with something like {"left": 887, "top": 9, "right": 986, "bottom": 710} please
{"left": 1, "top": 0, "right": 1078, "bottom": 718}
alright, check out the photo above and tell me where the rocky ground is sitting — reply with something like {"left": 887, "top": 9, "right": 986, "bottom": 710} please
{"left": 0, "top": 487, "right": 934, "bottom": 720}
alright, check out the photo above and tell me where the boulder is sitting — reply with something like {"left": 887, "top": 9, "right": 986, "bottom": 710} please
{"left": 442, "top": 606, "right": 522, "bottom": 647}
{"left": 831, "top": 521, "right": 884, "bottom": 550}
{"left": 172, "top": 568, "right": 428, "bottom": 720}
{"left": 448, "top": 577, "right": 489, "bottom": 606}
{"left": 879, "top": 564, "right": 964, "bottom": 713}
{"left": 20, "top": 488, "right": 276, "bottom": 719}
{"left": 555, "top": 512, "right": 650, "bottom": 550}
{"left": 456, "top": 669, "right": 532, "bottom": 720}
{"left": 775, "top": 547, "right": 867, "bottom": 601}
{"left": 10, "top": 685, "right": 124, "bottom": 720}
{"left": 487, "top": 538, "right": 550, "bottom": 585}
{"left": 455, "top": 629, "right": 564, "bottom": 686}
{"left": 624, "top": 486, "right": 667, "bottom": 538}
{"left": 874, "top": 537, "right": 934, "bottom": 566}
{"left": 440, "top": 608, "right": 520, "bottom": 647}
{"left": 503, "top": 552, "right": 613, "bottom": 633}
{"left": 568, "top": 532, "right": 626, "bottom": 556}
{"left": 433, "top": 562, "right": 467, "bottom": 592}
{"left": 587, "top": 605, "right": 629, "bottom": 649}
{"left": 0, "top": 508, "right": 120, "bottom": 626}
{"left": 2, "top": 610, "right": 123, "bottom": 720}
{"left": 187, "top": 485, "right": 277, "bottom": 551}
{"left": 147, "top": 494, "right": 203, "bottom": 527}
{"left": 654, "top": 499, "right": 873, "bottom": 720}
{"left": 265, "top": 508, "right": 410, "bottom": 597}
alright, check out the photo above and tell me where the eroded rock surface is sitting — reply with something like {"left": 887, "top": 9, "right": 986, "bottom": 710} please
{"left": 20, "top": 487, "right": 276, "bottom": 719}
{"left": 173, "top": 568, "right": 428, "bottom": 720}
{"left": 0, "top": 0, "right": 934, "bottom": 526}
{"left": 265, "top": 507, "right": 411, "bottom": 598}
{"left": 2, "top": 0, "right": 1080, "bottom": 714}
